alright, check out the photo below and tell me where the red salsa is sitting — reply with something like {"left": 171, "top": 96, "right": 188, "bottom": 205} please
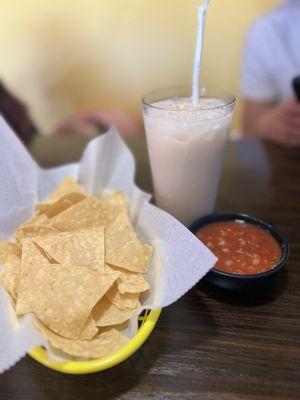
{"left": 196, "top": 221, "right": 281, "bottom": 275}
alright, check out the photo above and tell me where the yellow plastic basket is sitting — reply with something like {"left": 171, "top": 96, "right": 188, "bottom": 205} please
{"left": 28, "top": 308, "right": 161, "bottom": 374}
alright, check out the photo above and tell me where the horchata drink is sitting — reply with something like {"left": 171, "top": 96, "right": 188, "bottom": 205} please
{"left": 142, "top": 0, "right": 235, "bottom": 226}
{"left": 142, "top": 87, "right": 235, "bottom": 226}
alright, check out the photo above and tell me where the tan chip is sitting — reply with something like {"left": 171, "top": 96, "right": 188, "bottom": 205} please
{"left": 16, "top": 239, "right": 53, "bottom": 315}
{"left": 45, "top": 177, "right": 84, "bottom": 203}
{"left": 0, "top": 241, "right": 21, "bottom": 264}
{"left": 36, "top": 322, "right": 128, "bottom": 359}
{"left": 35, "top": 192, "right": 86, "bottom": 217}
{"left": 13, "top": 214, "right": 59, "bottom": 242}
{"left": 33, "top": 227, "right": 105, "bottom": 271}
{"left": 116, "top": 272, "right": 149, "bottom": 294}
{"left": 3, "top": 181, "right": 154, "bottom": 361}
{"left": 15, "top": 225, "right": 60, "bottom": 243}
{"left": 51, "top": 196, "right": 121, "bottom": 231}
{"left": 105, "top": 213, "right": 147, "bottom": 273}
{"left": 104, "top": 263, "right": 149, "bottom": 293}
{"left": 104, "top": 192, "right": 128, "bottom": 212}
{"left": 0, "top": 255, "right": 21, "bottom": 299}
{"left": 15, "top": 214, "right": 49, "bottom": 231}
{"left": 80, "top": 315, "right": 98, "bottom": 340}
{"left": 29, "top": 264, "right": 119, "bottom": 338}
{"left": 92, "top": 296, "right": 140, "bottom": 327}
{"left": 102, "top": 263, "right": 117, "bottom": 273}
{"left": 106, "top": 283, "right": 140, "bottom": 310}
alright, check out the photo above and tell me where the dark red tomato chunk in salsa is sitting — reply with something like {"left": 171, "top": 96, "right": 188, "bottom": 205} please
{"left": 196, "top": 221, "right": 281, "bottom": 275}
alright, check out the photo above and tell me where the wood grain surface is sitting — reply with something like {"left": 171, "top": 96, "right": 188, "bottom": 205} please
{"left": 1, "top": 135, "right": 299, "bottom": 400}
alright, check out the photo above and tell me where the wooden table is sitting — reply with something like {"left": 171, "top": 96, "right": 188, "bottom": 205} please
{"left": 1, "top": 135, "right": 299, "bottom": 400}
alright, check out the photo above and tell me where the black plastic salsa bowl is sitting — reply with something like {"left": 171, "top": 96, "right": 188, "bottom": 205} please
{"left": 189, "top": 213, "right": 289, "bottom": 290}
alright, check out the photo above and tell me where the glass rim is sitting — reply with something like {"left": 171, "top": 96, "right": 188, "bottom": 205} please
{"left": 142, "top": 86, "right": 236, "bottom": 112}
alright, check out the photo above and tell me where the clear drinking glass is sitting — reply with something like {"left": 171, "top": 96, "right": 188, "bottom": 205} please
{"left": 142, "top": 86, "right": 235, "bottom": 226}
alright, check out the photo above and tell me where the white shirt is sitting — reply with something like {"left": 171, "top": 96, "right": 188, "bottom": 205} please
{"left": 241, "top": 0, "right": 300, "bottom": 103}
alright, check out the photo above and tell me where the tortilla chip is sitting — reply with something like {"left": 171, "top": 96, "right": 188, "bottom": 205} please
{"left": 104, "top": 192, "right": 127, "bottom": 212}
{"left": 36, "top": 192, "right": 86, "bottom": 217}
{"left": 0, "top": 241, "right": 21, "bottom": 264}
{"left": 29, "top": 264, "right": 119, "bottom": 338}
{"left": 116, "top": 272, "right": 149, "bottom": 294}
{"left": 33, "top": 227, "right": 105, "bottom": 271}
{"left": 36, "top": 322, "right": 128, "bottom": 359}
{"left": 102, "top": 263, "right": 117, "bottom": 273}
{"left": 15, "top": 225, "right": 60, "bottom": 243}
{"left": 16, "top": 239, "right": 53, "bottom": 315}
{"left": 46, "top": 177, "right": 84, "bottom": 203}
{"left": 80, "top": 315, "right": 98, "bottom": 340}
{"left": 105, "top": 213, "right": 147, "bottom": 273}
{"left": 3, "top": 181, "right": 154, "bottom": 361}
{"left": 13, "top": 214, "right": 58, "bottom": 242}
{"left": 51, "top": 196, "right": 121, "bottom": 231}
{"left": 106, "top": 283, "right": 140, "bottom": 310}
{"left": 92, "top": 296, "right": 140, "bottom": 327}
{"left": 110, "top": 321, "right": 130, "bottom": 332}
{"left": 16, "top": 214, "right": 49, "bottom": 230}
{"left": 0, "top": 255, "right": 21, "bottom": 299}
{"left": 43, "top": 341, "right": 75, "bottom": 362}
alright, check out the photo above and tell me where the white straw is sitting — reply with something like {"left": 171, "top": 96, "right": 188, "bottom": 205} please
{"left": 192, "top": 0, "right": 210, "bottom": 106}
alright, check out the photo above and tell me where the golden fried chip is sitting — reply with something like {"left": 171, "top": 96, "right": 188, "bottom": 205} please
{"left": 15, "top": 225, "right": 60, "bottom": 243}
{"left": 13, "top": 214, "right": 58, "bottom": 242}
{"left": 29, "top": 264, "right": 119, "bottom": 338}
{"left": 43, "top": 342, "right": 74, "bottom": 362}
{"left": 109, "top": 241, "right": 152, "bottom": 310}
{"left": 102, "top": 263, "right": 117, "bottom": 273}
{"left": 36, "top": 322, "right": 128, "bottom": 359}
{"left": 102, "top": 263, "right": 148, "bottom": 293}
{"left": 116, "top": 272, "right": 149, "bottom": 294}
{"left": 106, "top": 283, "right": 140, "bottom": 310}
{"left": 46, "top": 177, "right": 84, "bottom": 203}
{"left": 80, "top": 315, "right": 98, "bottom": 340}
{"left": 16, "top": 214, "right": 49, "bottom": 230}
{"left": 104, "top": 192, "right": 127, "bottom": 212}
{"left": 33, "top": 227, "right": 105, "bottom": 271}
{"left": 4, "top": 180, "right": 154, "bottom": 361}
{"left": 0, "top": 241, "right": 21, "bottom": 264}
{"left": 92, "top": 296, "right": 140, "bottom": 327}
{"left": 51, "top": 196, "right": 121, "bottom": 231}
{"left": 16, "top": 239, "right": 52, "bottom": 315}
{"left": 35, "top": 204, "right": 51, "bottom": 216}
{"left": 36, "top": 192, "right": 86, "bottom": 217}
{"left": 105, "top": 213, "right": 147, "bottom": 273}
{"left": 0, "top": 255, "right": 21, "bottom": 299}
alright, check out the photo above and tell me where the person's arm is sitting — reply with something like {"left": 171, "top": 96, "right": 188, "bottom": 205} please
{"left": 240, "top": 20, "right": 300, "bottom": 147}
{"left": 243, "top": 98, "right": 300, "bottom": 147}
{"left": 55, "top": 109, "right": 142, "bottom": 138}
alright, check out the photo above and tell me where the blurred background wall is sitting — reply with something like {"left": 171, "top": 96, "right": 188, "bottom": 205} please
{"left": 0, "top": 0, "right": 279, "bottom": 134}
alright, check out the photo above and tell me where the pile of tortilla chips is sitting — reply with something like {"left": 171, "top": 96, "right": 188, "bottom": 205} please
{"left": 0, "top": 177, "right": 153, "bottom": 359}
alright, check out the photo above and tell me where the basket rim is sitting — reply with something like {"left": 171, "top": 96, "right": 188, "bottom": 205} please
{"left": 28, "top": 308, "right": 162, "bottom": 374}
